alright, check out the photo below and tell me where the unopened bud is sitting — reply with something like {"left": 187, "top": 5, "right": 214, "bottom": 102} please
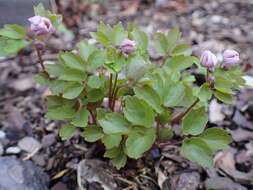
{"left": 28, "top": 16, "right": 55, "bottom": 36}
{"left": 223, "top": 49, "right": 239, "bottom": 69}
{"left": 200, "top": 50, "right": 217, "bottom": 71}
{"left": 119, "top": 39, "right": 136, "bottom": 55}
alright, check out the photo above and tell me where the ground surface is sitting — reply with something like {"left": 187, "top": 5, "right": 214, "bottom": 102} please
{"left": 0, "top": 0, "right": 253, "bottom": 189}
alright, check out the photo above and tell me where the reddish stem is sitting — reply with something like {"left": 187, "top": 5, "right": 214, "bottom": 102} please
{"left": 171, "top": 99, "right": 199, "bottom": 125}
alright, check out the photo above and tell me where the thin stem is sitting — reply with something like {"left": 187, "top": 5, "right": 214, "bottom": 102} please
{"left": 89, "top": 110, "right": 96, "bottom": 124}
{"left": 108, "top": 73, "right": 113, "bottom": 108}
{"left": 111, "top": 74, "right": 118, "bottom": 110}
{"left": 171, "top": 99, "right": 200, "bottom": 125}
{"left": 35, "top": 47, "right": 45, "bottom": 71}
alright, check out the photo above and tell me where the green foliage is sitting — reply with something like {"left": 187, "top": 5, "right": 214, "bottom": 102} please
{"left": 0, "top": 6, "right": 240, "bottom": 169}
{"left": 181, "top": 137, "right": 213, "bottom": 168}
{"left": 123, "top": 96, "right": 155, "bottom": 128}
{"left": 0, "top": 24, "right": 27, "bottom": 39}
{"left": 59, "top": 124, "right": 76, "bottom": 140}
{"left": 125, "top": 128, "right": 156, "bottom": 159}
{"left": 182, "top": 106, "right": 208, "bottom": 135}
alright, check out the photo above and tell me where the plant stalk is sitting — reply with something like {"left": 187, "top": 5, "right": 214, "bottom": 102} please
{"left": 35, "top": 47, "right": 46, "bottom": 72}
{"left": 108, "top": 73, "right": 113, "bottom": 108}
{"left": 171, "top": 99, "right": 199, "bottom": 125}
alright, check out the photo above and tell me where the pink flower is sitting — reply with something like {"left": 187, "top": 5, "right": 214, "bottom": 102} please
{"left": 28, "top": 16, "right": 55, "bottom": 36}
{"left": 223, "top": 49, "right": 240, "bottom": 69}
{"left": 119, "top": 39, "right": 136, "bottom": 55}
{"left": 200, "top": 50, "right": 217, "bottom": 71}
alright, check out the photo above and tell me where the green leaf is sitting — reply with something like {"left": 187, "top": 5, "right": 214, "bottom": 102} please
{"left": 0, "top": 24, "right": 26, "bottom": 39}
{"left": 171, "top": 44, "right": 192, "bottom": 56}
{"left": 126, "top": 128, "right": 156, "bottom": 159}
{"left": 197, "top": 83, "right": 212, "bottom": 102}
{"left": 181, "top": 137, "right": 213, "bottom": 168}
{"left": 102, "top": 134, "right": 122, "bottom": 149}
{"left": 63, "top": 82, "right": 84, "bottom": 99}
{"left": 104, "top": 147, "right": 120, "bottom": 158}
{"left": 88, "top": 50, "right": 106, "bottom": 69}
{"left": 214, "top": 90, "right": 233, "bottom": 104}
{"left": 82, "top": 125, "right": 104, "bottom": 142}
{"left": 159, "top": 127, "right": 173, "bottom": 141}
{"left": 182, "top": 106, "right": 208, "bottom": 135}
{"left": 154, "top": 32, "right": 168, "bottom": 56}
{"left": 49, "top": 80, "right": 66, "bottom": 95}
{"left": 46, "top": 105, "right": 76, "bottom": 120}
{"left": 126, "top": 55, "right": 150, "bottom": 81}
{"left": 123, "top": 96, "right": 155, "bottom": 128}
{"left": 59, "top": 68, "right": 86, "bottom": 82}
{"left": 71, "top": 108, "right": 89, "bottom": 128}
{"left": 98, "top": 112, "right": 130, "bottom": 134}
{"left": 166, "top": 55, "right": 198, "bottom": 71}
{"left": 157, "top": 108, "right": 172, "bottom": 124}
{"left": 112, "top": 153, "right": 127, "bottom": 170}
{"left": 87, "top": 75, "right": 102, "bottom": 89}
{"left": 166, "top": 27, "right": 181, "bottom": 52}
{"left": 131, "top": 28, "right": 148, "bottom": 52}
{"left": 34, "top": 72, "right": 49, "bottom": 85}
{"left": 134, "top": 85, "right": 163, "bottom": 114}
{"left": 45, "top": 63, "right": 64, "bottom": 77}
{"left": 90, "top": 31, "right": 110, "bottom": 47}
{"left": 34, "top": 3, "right": 49, "bottom": 17}
{"left": 59, "top": 124, "right": 76, "bottom": 140}
{"left": 46, "top": 96, "right": 75, "bottom": 120}
{"left": 60, "top": 52, "right": 85, "bottom": 71}
{"left": 199, "top": 128, "right": 232, "bottom": 152}
{"left": 0, "top": 37, "right": 29, "bottom": 56}
{"left": 214, "top": 76, "right": 234, "bottom": 94}
{"left": 77, "top": 41, "right": 96, "bottom": 61}
{"left": 111, "top": 23, "right": 128, "bottom": 45}
{"left": 164, "top": 82, "right": 185, "bottom": 107}
{"left": 104, "top": 147, "right": 127, "bottom": 169}
{"left": 87, "top": 89, "right": 104, "bottom": 102}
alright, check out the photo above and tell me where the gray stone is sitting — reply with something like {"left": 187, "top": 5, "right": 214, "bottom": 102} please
{"left": 0, "top": 0, "right": 50, "bottom": 27}
{"left": 0, "top": 130, "right": 6, "bottom": 139}
{"left": 18, "top": 137, "right": 41, "bottom": 153}
{"left": 176, "top": 172, "right": 200, "bottom": 190}
{"left": 6, "top": 146, "right": 21, "bottom": 154}
{"left": 0, "top": 156, "right": 49, "bottom": 190}
{"left": 41, "top": 134, "right": 56, "bottom": 148}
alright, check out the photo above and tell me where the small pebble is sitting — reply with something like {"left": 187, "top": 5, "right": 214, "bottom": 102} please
{"left": 18, "top": 137, "right": 41, "bottom": 153}
{"left": 0, "top": 131, "right": 6, "bottom": 139}
{"left": 42, "top": 134, "right": 56, "bottom": 148}
{"left": 6, "top": 146, "right": 21, "bottom": 154}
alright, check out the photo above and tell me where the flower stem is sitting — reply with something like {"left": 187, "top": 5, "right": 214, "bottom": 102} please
{"left": 35, "top": 47, "right": 45, "bottom": 72}
{"left": 171, "top": 98, "right": 199, "bottom": 125}
{"left": 111, "top": 74, "right": 118, "bottom": 110}
{"left": 108, "top": 73, "right": 113, "bottom": 108}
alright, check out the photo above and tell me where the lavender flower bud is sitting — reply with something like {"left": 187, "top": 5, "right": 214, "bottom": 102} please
{"left": 223, "top": 49, "right": 240, "bottom": 69}
{"left": 207, "top": 75, "right": 215, "bottom": 83}
{"left": 28, "top": 16, "right": 55, "bottom": 36}
{"left": 200, "top": 50, "right": 218, "bottom": 71}
{"left": 119, "top": 39, "right": 136, "bottom": 55}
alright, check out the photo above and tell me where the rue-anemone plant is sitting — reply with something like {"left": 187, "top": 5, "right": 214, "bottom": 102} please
{"left": 0, "top": 4, "right": 246, "bottom": 169}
